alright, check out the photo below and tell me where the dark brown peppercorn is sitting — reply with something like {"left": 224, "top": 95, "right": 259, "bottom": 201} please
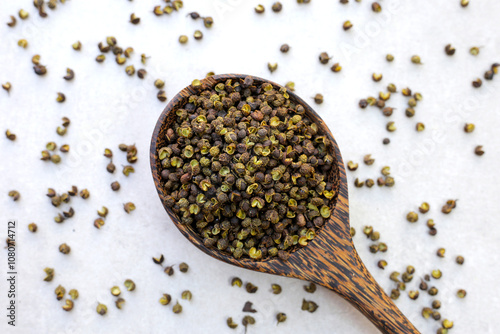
{"left": 445, "top": 44, "right": 456, "bottom": 56}
{"left": 272, "top": 2, "right": 283, "bottom": 13}
{"left": 319, "top": 52, "right": 331, "bottom": 64}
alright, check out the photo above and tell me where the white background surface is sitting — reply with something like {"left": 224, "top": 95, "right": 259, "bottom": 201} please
{"left": 1, "top": 1, "right": 499, "bottom": 333}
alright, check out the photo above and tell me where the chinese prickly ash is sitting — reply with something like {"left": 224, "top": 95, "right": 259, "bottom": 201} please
{"left": 157, "top": 76, "right": 337, "bottom": 261}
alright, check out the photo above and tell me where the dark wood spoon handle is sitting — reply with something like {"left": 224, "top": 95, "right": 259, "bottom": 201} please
{"left": 297, "top": 244, "right": 421, "bottom": 334}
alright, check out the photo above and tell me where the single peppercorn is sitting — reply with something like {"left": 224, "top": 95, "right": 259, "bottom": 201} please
{"left": 231, "top": 277, "right": 242, "bottom": 287}
{"left": 445, "top": 44, "right": 456, "bottom": 56}
{"left": 280, "top": 44, "right": 290, "bottom": 53}
{"left": 59, "top": 243, "right": 71, "bottom": 254}
{"left": 313, "top": 94, "right": 324, "bottom": 104}
{"left": 372, "top": 2, "right": 382, "bottom": 12}
{"left": 411, "top": 55, "right": 422, "bottom": 64}
{"left": 372, "top": 73, "right": 382, "bottom": 82}
{"left": 28, "top": 223, "right": 37, "bottom": 232}
{"left": 96, "top": 303, "right": 107, "bottom": 316}
{"left": 343, "top": 20, "right": 353, "bottom": 30}
{"left": 254, "top": 5, "right": 265, "bottom": 14}
{"left": 179, "top": 262, "right": 189, "bottom": 273}
{"left": 272, "top": 2, "right": 283, "bottom": 12}
{"left": 377, "top": 260, "right": 387, "bottom": 269}
{"left": 319, "top": 52, "right": 331, "bottom": 64}
{"left": 474, "top": 145, "right": 484, "bottom": 156}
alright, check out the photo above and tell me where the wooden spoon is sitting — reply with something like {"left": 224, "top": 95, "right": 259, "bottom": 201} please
{"left": 150, "top": 74, "right": 420, "bottom": 334}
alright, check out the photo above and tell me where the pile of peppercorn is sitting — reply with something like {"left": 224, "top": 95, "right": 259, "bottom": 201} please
{"left": 158, "top": 76, "right": 337, "bottom": 261}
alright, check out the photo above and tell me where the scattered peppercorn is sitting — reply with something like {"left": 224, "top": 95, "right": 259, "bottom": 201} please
{"left": 255, "top": 5, "right": 265, "bottom": 14}
{"left": 280, "top": 44, "right": 290, "bottom": 53}
{"left": 231, "top": 277, "right": 242, "bottom": 287}
{"left": 331, "top": 63, "right": 342, "bottom": 72}
{"left": 445, "top": 44, "right": 456, "bottom": 56}
{"left": 124, "top": 279, "right": 136, "bottom": 291}
{"left": 343, "top": 20, "right": 353, "bottom": 30}
{"left": 157, "top": 90, "right": 167, "bottom": 102}
{"left": 411, "top": 55, "right": 422, "bottom": 64}
{"left": 7, "top": 16, "right": 17, "bottom": 27}
{"left": 474, "top": 145, "right": 484, "bottom": 156}
{"left": 378, "top": 260, "right": 387, "bottom": 269}
{"left": 301, "top": 299, "right": 319, "bottom": 313}
{"left": 372, "top": 2, "right": 382, "bottom": 12}
{"left": 179, "top": 262, "right": 189, "bottom": 273}
{"left": 227, "top": 317, "right": 238, "bottom": 329}
{"left": 457, "top": 289, "right": 466, "bottom": 298}
{"left": 172, "top": 301, "right": 182, "bottom": 314}
{"left": 246, "top": 282, "right": 258, "bottom": 294}
{"left": 59, "top": 243, "right": 71, "bottom": 254}
{"left": 268, "top": 62, "right": 278, "bottom": 73}
{"left": 319, "top": 52, "right": 331, "bottom": 64}
{"left": 124, "top": 202, "right": 136, "bottom": 213}
{"left": 160, "top": 293, "right": 171, "bottom": 305}
{"left": 363, "top": 154, "right": 375, "bottom": 165}
{"left": 130, "top": 13, "right": 140, "bottom": 24}
{"left": 313, "top": 94, "right": 324, "bottom": 104}
{"left": 181, "top": 290, "right": 192, "bottom": 301}
{"left": 272, "top": 2, "right": 283, "bottom": 12}
{"left": 5, "top": 130, "right": 16, "bottom": 141}
{"left": 8, "top": 190, "right": 20, "bottom": 201}
{"left": 372, "top": 73, "right": 382, "bottom": 82}
{"left": 96, "top": 303, "right": 107, "bottom": 316}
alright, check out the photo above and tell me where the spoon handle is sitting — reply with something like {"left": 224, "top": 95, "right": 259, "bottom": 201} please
{"left": 305, "top": 247, "right": 420, "bottom": 334}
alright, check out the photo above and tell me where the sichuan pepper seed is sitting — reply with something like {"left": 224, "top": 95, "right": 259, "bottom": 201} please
{"left": 158, "top": 76, "right": 337, "bottom": 261}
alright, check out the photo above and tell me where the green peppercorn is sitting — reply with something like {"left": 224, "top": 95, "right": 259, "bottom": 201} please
{"left": 457, "top": 289, "right": 466, "bottom": 298}
{"left": 343, "top": 20, "right": 353, "bottom": 30}
{"left": 246, "top": 282, "right": 258, "bottom": 293}
{"left": 406, "top": 212, "right": 418, "bottom": 223}
{"left": 301, "top": 299, "right": 318, "bottom": 313}
{"left": 172, "top": 301, "right": 182, "bottom": 314}
{"left": 411, "top": 55, "right": 422, "bottom": 64}
{"left": 429, "top": 286, "right": 438, "bottom": 295}
{"left": 96, "top": 303, "right": 107, "bottom": 316}
{"left": 276, "top": 312, "right": 287, "bottom": 324}
{"left": 227, "top": 317, "right": 238, "bottom": 329}
{"left": 304, "top": 282, "right": 316, "bottom": 293}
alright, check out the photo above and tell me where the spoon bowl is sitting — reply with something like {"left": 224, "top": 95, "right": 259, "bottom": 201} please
{"left": 151, "top": 74, "right": 420, "bottom": 334}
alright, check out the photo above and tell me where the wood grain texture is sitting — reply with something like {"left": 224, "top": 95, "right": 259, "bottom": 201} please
{"left": 150, "top": 74, "right": 420, "bottom": 334}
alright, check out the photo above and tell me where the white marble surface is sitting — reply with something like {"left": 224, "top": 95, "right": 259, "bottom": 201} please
{"left": 0, "top": 0, "right": 499, "bottom": 333}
